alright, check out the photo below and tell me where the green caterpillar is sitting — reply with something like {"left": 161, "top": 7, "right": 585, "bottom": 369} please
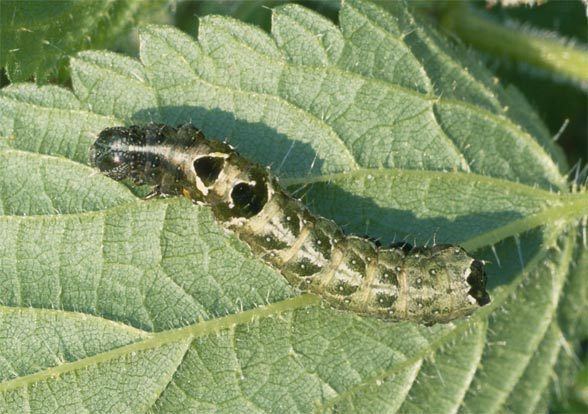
{"left": 91, "top": 123, "right": 490, "bottom": 324}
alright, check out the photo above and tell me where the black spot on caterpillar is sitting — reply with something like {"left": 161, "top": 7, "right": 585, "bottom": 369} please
{"left": 91, "top": 123, "right": 490, "bottom": 324}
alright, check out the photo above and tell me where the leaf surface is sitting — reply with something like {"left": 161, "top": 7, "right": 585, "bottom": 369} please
{"left": 0, "top": 1, "right": 586, "bottom": 412}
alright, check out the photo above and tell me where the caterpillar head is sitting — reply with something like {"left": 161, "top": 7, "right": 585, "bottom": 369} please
{"left": 91, "top": 127, "right": 136, "bottom": 180}
{"left": 91, "top": 124, "right": 181, "bottom": 185}
{"left": 466, "top": 258, "right": 490, "bottom": 307}
{"left": 402, "top": 245, "right": 490, "bottom": 324}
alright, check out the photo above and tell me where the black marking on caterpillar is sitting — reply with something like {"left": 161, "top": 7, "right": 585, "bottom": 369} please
{"left": 91, "top": 124, "right": 490, "bottom": 324}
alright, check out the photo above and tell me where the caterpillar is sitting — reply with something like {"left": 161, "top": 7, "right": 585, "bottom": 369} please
{"left": 91, "top": 123, "right": 490, "bottom": 324}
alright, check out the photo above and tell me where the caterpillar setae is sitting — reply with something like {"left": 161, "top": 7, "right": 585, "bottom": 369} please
{"left": 91, "top": 123, "right": 490, "bottom": 324}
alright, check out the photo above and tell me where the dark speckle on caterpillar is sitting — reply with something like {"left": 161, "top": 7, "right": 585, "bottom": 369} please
{"left": 91, "top": 123, "right": 490, "bottom": 324}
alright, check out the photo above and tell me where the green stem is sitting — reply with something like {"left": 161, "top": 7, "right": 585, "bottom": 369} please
{"left": 441, "top": 4, "right": 588, "bottom": 84}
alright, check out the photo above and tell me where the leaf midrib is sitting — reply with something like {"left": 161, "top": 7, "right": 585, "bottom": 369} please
{"left": 0, "top": 148, "right": 563, "bottom": 204}
{"left": 281, "top": 167, "right": 562, "bottom": 199}
{"left": 0, "top": 294, "right": 321, "bottom": 393}
{"left": 3, "top": 149, "right": 586, "bottom": 256}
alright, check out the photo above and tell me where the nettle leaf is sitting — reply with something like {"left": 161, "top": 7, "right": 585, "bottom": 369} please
{"left": 0, "top": 0, "right": 165, "bottom": 83}
{"left": 0, "top": 1, "right": 586, "bottom": 412}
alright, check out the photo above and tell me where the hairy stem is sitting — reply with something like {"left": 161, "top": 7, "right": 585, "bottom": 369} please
{"left": 440, "top": 4, "right": 588, "bottom": 85}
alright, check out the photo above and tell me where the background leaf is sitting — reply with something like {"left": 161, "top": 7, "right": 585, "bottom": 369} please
{"left": 0, "top": 0, "right": 586, "bottom": 412}
{"left": 0, "top": 0, "right": 167, "bottom": 83}
{"left": 474, "top": 0, "right": 588, "bottom": 166}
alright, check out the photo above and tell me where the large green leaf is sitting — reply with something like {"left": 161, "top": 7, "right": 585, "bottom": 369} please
{"left": 0, "top": 1, "right": 586, "bottom": 412}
